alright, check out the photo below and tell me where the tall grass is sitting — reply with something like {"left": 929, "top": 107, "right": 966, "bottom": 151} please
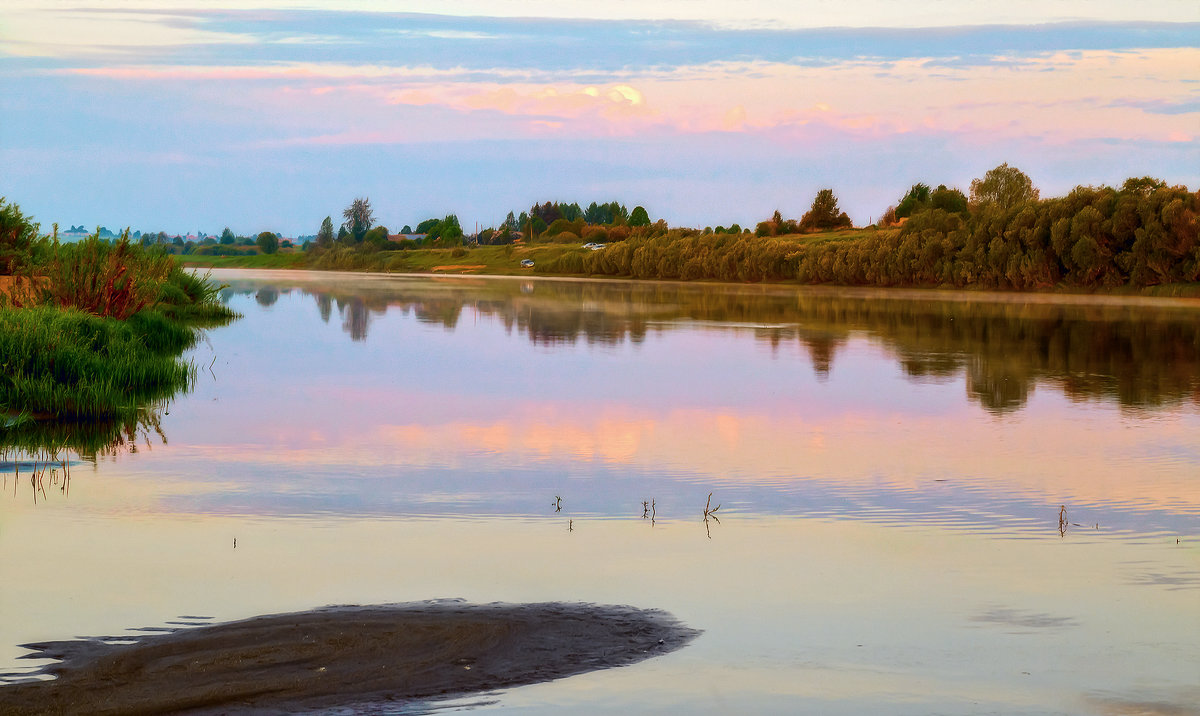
{"left": 26, "top": 231, "right": 173, "bottom": 319}
{"left": 0, "top": 306, "right": 194, "bottom": 420}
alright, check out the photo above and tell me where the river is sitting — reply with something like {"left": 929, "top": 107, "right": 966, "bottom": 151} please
{"left": 2, "top": 270, "right": 1197, "bottom": 714}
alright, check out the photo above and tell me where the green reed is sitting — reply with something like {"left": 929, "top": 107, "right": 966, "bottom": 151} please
{"left": 0, "top": 306, "right": 195, "bottom": 420}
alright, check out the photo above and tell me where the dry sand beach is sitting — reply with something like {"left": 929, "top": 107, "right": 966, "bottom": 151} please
{"left": 1, "top": 601, "right": 698, "bottom": 715}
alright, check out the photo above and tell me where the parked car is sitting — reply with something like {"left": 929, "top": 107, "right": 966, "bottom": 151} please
{"left": 588, "top": 243, "right": 607, "bottom": 251}
{"left": 520, "top": 259, "right": 535, "bottom": 267}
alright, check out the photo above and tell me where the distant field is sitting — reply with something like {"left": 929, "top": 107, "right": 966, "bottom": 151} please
{"left": 176, "top": 253, "right": 308, "bottom": 269}
{"left": 177, "top": 243, "right": 587, "bottom": 275}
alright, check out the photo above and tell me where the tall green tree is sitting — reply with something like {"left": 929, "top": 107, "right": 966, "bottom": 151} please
{"left": 220, "top": 227, "right": 235, "bottom": 245}
{"left": 799, "top": 189, "right": 853, "bottom": 231}
{"left": 970, "top": 163, "right": 1039, "bottom": 211}
{"left": 629, "top": 206, "right": 651, "bottom": 227}
{"left": 316, "top": 216, "right": 334, "bottom": 248}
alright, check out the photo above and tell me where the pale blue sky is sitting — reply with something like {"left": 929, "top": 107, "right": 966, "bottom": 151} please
{"left": 2, "top": 2, "right": 1197, "bottom": 236}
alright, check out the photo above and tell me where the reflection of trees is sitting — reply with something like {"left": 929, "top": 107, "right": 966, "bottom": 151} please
{"left": 255, "top": 287, "right": 279, "bottom": 307}
{"left": 222, "top": 276, "right": 1200, "bottom": 414}
{"left": 316, "top": 294, "right": 333, "bottom": 323}
{"left": 337, "top": 297, "right": 374, "bottom": 342}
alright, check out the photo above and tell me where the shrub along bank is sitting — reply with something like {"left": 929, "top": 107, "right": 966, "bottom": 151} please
{"left": 537, "top": 180, "right": 1200, "bottom": 291}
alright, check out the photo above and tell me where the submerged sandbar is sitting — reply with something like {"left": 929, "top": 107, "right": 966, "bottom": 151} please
{"left": 1, "top": 601, "right": 698, "bottom": 715}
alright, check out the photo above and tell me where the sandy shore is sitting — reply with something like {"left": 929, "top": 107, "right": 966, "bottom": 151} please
{"left": 0, "top": 601, "right": 698, "bottom": 715}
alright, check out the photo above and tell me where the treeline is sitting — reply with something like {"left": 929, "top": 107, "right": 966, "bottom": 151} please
{"left": 478, "top": 200, "right": 654, "bottom": 245}
{"left": 539, "top": 176, "right": 1200, "bottom": 290}
{"left": 538, "top": 229, "right": 800, "bottom": 281}
{"left": 793, "top": 178, "right": 1199, "bottom": 289}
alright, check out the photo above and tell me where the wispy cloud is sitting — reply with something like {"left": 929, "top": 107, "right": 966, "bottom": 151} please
{"left": 2, "top": 4, "right": 1198, "bottom": 232}
{"left": 1106, "top": 97, "right": 1200, "bottom": 115}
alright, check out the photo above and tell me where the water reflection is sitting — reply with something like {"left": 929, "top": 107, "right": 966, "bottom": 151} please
{"left": 219, "top": 276, "right": 1200, "bottom": 414}
{"left": 1, "top": 405, "right": 170, "bottom": 501}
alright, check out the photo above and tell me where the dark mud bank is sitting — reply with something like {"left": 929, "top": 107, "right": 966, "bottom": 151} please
{"left": 1, "top": 601, "right": 699, "bottom": 715}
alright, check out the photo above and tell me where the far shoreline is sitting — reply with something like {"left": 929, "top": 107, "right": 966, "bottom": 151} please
{"left": 199, "top": 265, "right": 1200, "bottom": 309}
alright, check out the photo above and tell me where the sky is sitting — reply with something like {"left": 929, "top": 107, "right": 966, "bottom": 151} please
{"left": 2, "top": 1, "right": 1198, "bottom": 236}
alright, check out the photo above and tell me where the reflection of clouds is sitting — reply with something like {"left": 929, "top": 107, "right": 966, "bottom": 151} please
{"left": 176, "top": 399, "right": 1200, "bottom": 520}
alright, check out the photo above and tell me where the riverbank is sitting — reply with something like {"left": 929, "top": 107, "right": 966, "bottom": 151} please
{"left": 186, "top": 256, "right": 1200, "bottom": 300}
{"left": 1, "top": 602, "right": 697, "bottom": 715}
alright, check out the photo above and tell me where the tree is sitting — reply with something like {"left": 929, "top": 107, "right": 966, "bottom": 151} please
{"left": 629, "top": 206, "right": 651, "bottom": 227}
{"left": 220, "top": 227, "right": 235, "bottom": 245}
{"left": 895, "top": 183, "right": 931, "bottom": 219}
{"left": 342, "top": 197, "right": 374, "bottom": 241}
{"left": 929, "top": 185, "right": 969, "bottom": 216}
{"left": 363, "top": 225, "right": 390, "bottom": 249}
{"left": 0, "top": 197, "right": 39, "bottom": 275}
{"left": 584, "top": 202, "right": 607, "bottom": 224}
{"left": 415, "top": 218, "right": 440, "bottom": 234}
{"left": 316, "top": 216, "right": 334, "bottom": 248}
{"left": 970, "top": 163, "right": 1039, "bottom": 211}
{"left": 256, "top": 231, "right": 280, "bottom": 254}
{"left": 400, "top": 224, "right": 413, "bottom": 234}
{"left": 1120, "top": 177, "right": 1167, "bottom": 196}
{"left": 799, "top": 189, "right": 853, "bottom": 231}
{"left": 437, "top": 214, "right": 463, "bottom": 245}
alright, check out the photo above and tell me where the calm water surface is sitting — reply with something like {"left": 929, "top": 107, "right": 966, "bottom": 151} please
{"left": 2, "top": 271, "right": 1198, "bottom": 714}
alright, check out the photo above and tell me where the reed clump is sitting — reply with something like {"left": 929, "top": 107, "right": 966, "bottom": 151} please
{"left": 0, "top": 306, "right": 194, "bottom": 419}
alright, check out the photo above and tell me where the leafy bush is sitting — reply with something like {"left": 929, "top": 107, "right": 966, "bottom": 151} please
{"left": 256, "top": 231, "right": 280, "bottom": 254}
{"left": 0, "top": 197, "right": 39, "bottom": 275}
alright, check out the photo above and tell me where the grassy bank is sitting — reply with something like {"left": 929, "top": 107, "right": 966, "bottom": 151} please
{"left": 176, "top": 252, "right": 308, "bottom": 270}
{"left": 1, "top": 213, "right": 237, "bottom": 432}
{"left": 0, "top": 306, "right": 194, "bottom": 420}
{"left": 178, "top": 243, "right": 580, "bottom": 275}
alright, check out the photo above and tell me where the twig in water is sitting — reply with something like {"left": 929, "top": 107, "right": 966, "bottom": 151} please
{"left": 704, "top": 492, "right": 721, "bottom": 519}
{"left": 702, "top": 492, "right": 721, "bottom": 539}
